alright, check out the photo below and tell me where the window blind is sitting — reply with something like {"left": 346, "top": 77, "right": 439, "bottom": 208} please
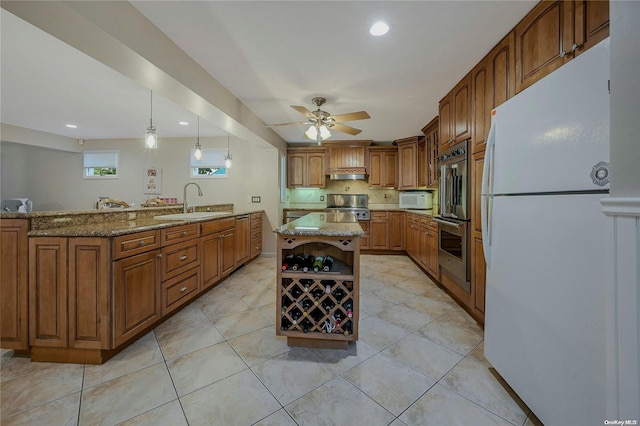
{"left": 190, "top": 148, "right": 226, "bottom": 167}
{"left": 83, "top": 151, "right": 118, "bottom": 168}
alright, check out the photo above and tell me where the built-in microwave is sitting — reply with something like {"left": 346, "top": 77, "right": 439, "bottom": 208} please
{"left": 399, "top": 191, "right": 433, "bottom": 210}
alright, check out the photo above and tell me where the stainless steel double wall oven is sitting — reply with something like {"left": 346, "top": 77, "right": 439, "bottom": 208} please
{"left": 436, "top": 140, "right": 470, "bottom": 293}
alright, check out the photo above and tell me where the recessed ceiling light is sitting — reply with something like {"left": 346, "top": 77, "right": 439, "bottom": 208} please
{"left": 178, "top": 121, "right": 189, "bottom": 126}
{"left": 370, "top": 21, "right": 389, "bottom": 36}
{"left": 65, "top": 124, "right": 78, "bottom": 128}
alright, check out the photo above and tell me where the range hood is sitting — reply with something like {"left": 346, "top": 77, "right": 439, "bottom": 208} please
{"left": 329, "top": 167, "right": 367, "bottom": 180}
{"left": 324, "top": 140, "right": 371, "bottom": 181}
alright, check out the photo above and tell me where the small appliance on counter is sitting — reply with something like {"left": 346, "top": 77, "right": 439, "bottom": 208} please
{"left": 2, "top": 198, "right": 33, "bottom": 213}
{"left": 399, "top": 191, "right": 432, "bottom": 210}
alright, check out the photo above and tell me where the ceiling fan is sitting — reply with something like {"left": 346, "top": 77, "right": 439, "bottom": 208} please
{"left": 267, "top": 97, "right": 370, "bottom": 144}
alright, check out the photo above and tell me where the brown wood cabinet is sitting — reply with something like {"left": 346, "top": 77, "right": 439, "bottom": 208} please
{"left": 472, "top": 237, "right": 486, "bottom": 315}
{"left": 324, "top": 140, "right": 370, "bottom": 174}
{"left": 370, "top": 211, "right": 389, "bottom": 250}
{"left": 470, "top": 152, "right": 486, "bottom": 321}
{"left": 574, "top": 0, "right": 609, "bottom": 55}
{"left": 287, "top": 148, "right": 326, "bottom": 188}
{"left": 113, "top": 249, "right": 161, "bottom": 347}
{"left": 359, "top": 220, "right": 370, "bottom": 249}
{"left": 68, "top": 238, "right": 110, "bottom": 349}
{"left": 234, "top": 214, "right": 250, "bottom": 267}
{"left": 389, "top": 212, "right": 405, "bottom": 251}
{"left": 29, "top": 237, "right": 69, "bottom": 347}
{"left": 395, "top": 136, "right": 420, "bottom": 190}
{"left": 201, "top": 218, "right": 236, "bottom": 290}
{"left": 404, "top": 213, "right": 438, "bottom": 278}
{"left": 421, "top": 117, "right": 439, "bottom": 188}
{"left": 250, "top": 212, "right": 263, "bottom": 259}
{"left": 1, "top": 219, "right": 29, "bottom": 350}
{"left": 438, "top": 94, "right": 453, "bottom": 149}
{"left": 367, "top": 146, "right": 397, "bottom": 189}
{"left": 439, "top": 74, "right": 471, "bottom": 149}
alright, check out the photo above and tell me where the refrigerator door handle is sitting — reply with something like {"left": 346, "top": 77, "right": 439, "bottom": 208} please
{"left": 481, "top": 120, "right": 497, "bottom": 267}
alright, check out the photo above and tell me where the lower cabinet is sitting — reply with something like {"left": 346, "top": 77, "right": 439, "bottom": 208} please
{"left": 1, "top": 219, "right": 29, "bottom": 350}
{"left": 250, "top": 212, "right": 263, "bottom": 259}
{"left": 358, "top": 220, "right": 370, "bottom": 249}
{"left": 369, "top": 211, "right": 405, "bottom": 251}
{"left": 234, "top": 214, "right": 250, "bottom": 267}
{"left": 404, "top": 213, "right": 439, "bottom": 279}
{"left": 113, "top": 250, "right": 161, "bottom": 347}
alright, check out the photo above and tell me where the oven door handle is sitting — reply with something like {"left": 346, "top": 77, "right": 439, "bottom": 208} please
{"left": 433, "top": 217, "right": 463, "bottom": 228}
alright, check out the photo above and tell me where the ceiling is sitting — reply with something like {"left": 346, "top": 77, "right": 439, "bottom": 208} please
{"left": 1, "top": 1, "right": 537, "bottom": 145}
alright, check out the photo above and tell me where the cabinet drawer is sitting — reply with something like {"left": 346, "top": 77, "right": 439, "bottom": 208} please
{"left": 161, "top": 240, "right": 200, "bottom": 280}
{"left": 113, "top": 230, "right": 160, "bottom": 260}
{"left": 428, "top": 217, "right": 438, "bottom": 230}
{"left": 406, "top": 213, "right": 419, "bottom": 224}
{"left": 161, "top": 224, "right": 200, "bottom": 246}
{"left": 419, "top": 217, "right": 429, "bottom": 226}
{"left": 250, "top": 235, "right": 262, "bottom": 258}
{"left": 370, "top": 211, "right": 389, "bottom": 221}
{"left": 162, "top": 268, "right": 199, "bottom": 315}
{"left": 201, "top": 218, "right": 235, "bottom": 235}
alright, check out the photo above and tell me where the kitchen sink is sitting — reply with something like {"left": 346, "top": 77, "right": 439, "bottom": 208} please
{"left": 153, "top": 211, "right": 233, "bottom": 221}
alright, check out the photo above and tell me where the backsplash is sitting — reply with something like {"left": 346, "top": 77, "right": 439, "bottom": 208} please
{"left": 286, "top": 180, "right": 438, "bottom": 211}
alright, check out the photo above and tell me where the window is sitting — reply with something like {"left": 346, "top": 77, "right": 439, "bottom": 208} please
{"left": 190, "top": 148, "right": 228, "bottom": 178}
{"left": 83, "top": 150, "right": 118, "bottom": 178}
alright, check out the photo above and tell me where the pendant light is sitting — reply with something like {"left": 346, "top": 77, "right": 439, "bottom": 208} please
{"left": 225, "top": 133, "right": 232, "bottom": 168}
{"left": 193, "top": 116, "right": 203, "bottom": 160}
{"left": 145, "top": 90, "right": 158, "bottom": 149}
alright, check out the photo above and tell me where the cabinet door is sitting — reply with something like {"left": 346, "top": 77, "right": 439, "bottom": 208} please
{"left": 201, "top": 233, "right": 221, "bottom": 289}
{"left": 427, "top": 128, "right": 439, "bottom": 188}
{"left": 515, "top": 0, "right": 574, "bottom": 93}
{"left": 1, "top": 220, "right": 29, "bottom": 349}
{"left": 438, "top": 94, "right": 453, "bottom": 149}
{"left": 471, "top": 58, "right": 491, "bottom": 154}
{"left": 368, "top": 151, "right": 383, "bottom": 188}
{"left": 471, "top": 152, "right": 485, "bottom": 238}
{"left": 220, "top": 230, "right": 236, "bottom": 276}
{"left": 419, "top": 226, "right": 429, "bottom": 269}
{"left": 389, "top": 212, "right": 404, "bottom": 251}
{"left": 472, "top": 237, "right": 486, "bottom": 316}
{"left": 306, "top": 152, "right": 326, "bottom": 188}
{"left": 428, "top": 232, "right": 439, "bottom": 278}
{"left": 397, "top": 143, "right": 417, "bottom": 190}
{"left": 383, "top": 151, "right": 397, "bottom": 188}
{"left": 234, "top": 215, "right": 250, "bottom": 267}
{"left": 370, "top": 220, "right": 389, "bottom": 250}
{"left": 418, "top": 139, "right": 427, "bottom": 188}
{"left": 250, "top": 212, "right": 263, "bottom": 259}
{"left": 574, "top": 0, "right": 609, "bottom": 55}
{"left": 68, "top": 238, "right": 110, "bottom": 349}
{"left": 358, "top": 220, "right": 370, "bottom": 249}
{"left": 287, "top": 153, "right": 306, "bottom": 188}
{"left": 453, "top": 73, "right": 472, "bottom": 143}
{"left": 491, "top": 32, "right": 516, "bottom": 110}
{"left": 113, "top": 250, "right": 160, "bottom": 347}
{"left": 29, "top": 237, "right": 68, "bottom": 347}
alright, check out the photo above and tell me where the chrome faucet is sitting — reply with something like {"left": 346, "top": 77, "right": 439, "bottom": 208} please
{"left": 183, "top": 182, "right": 203, "bottom": 213}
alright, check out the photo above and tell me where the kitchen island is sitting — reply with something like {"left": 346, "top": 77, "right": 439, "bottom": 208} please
{"left": 274, "top": 212, "right": 363, "bottom": 349}
{"left": 0, "top": 204, "right": 264, "bottom": 364}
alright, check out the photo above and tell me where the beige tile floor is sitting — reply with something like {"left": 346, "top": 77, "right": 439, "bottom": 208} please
{"left": 0, "top": 254, "right": 541, "bottom": 425}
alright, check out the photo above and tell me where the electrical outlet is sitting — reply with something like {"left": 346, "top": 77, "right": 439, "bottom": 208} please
{"left": 345, "top": 186, "right": 350, "bottom": 192}
{"left": 320, "top": 195, "right": 325, "bottom": 202}
{"left": 251, "top": 196, "right": 261, "bottom": 203}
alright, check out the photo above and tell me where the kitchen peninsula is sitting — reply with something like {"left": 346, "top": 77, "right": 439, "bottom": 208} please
{"left": 0, "top": 204, "right": 264, "bottom": 364}
{"left": 274, "top": 212, "right": 363, "bottom": 349}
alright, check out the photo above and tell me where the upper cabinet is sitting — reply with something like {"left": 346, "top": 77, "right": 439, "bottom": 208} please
{"left": 421, "top": 117, "right": 439, "bottom": 188}
{"left": 395, "top": 136, "right": 420, "bottom": 190}
{"left": 472, "top": 32, "right": 516, "bottom": 153}
{"left": 287, "top": 148, "right": 326, "bottom": 188}
{"left": 367, "top": 146, "right": 397, "bottom": 189}
{"left": 439, "top": 72, "right": 471, "bottom": 150}
{"left": 324, "top": 140, "right": 371, "bottom": 176}
{"left": 515, "top": 0, "right": 609, "bottom": 94}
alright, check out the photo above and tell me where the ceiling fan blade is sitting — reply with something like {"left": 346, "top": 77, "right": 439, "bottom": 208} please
{"left": 329, "top": 111, "right": 370, "bottom": 122}
{"left": 266, "top": 121, "right": 311, "bottom": 127}
{"left": 330, "top": 122, "right": 362, "bottom": 136}
{"left": 291, "top": 105, "right": 315, "bottom": 118}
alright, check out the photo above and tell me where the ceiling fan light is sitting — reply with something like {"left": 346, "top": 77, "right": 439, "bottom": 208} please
{"left": 305, "top": 125, "right": 318, "bottom": 140}
{"left": 145, "top": 126, "right": 158, "bottom": 149}
{"left": 319, "top": 125, "right": 331, "bottom": 140}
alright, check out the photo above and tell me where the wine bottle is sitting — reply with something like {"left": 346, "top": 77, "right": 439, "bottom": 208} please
{"left": 313, "top": 256, "right": 324, "bottom": 272}
{"left": 301, "top": 318, "right": 313, "bottom": 333}
{"left": 301, "top": 255, "right": 314, "bottom": 272}
{"left": 344, "top": 300, "right": 353, "bottom": 318}
{"left": 291, "top": 254, "right": 306, "bottom": 271}
{"left": 334, "top": 311, "right": 343, "bottom": 327}
{"left": 322, "top": 255, "right": 334, "bottom": 272}
{"left": 343, "top": 320, "right": 352, "bottom": 336}
{"left": 291, "top": 285, "right": 302, "bottom": 299}
{"left": 301, "top": 298, "right": 312, "bottom": 312}
{"left": 280, "top": 317, "right": 292, "bottom": 331}
{"left": 290, "top": 308, "right": 301, "bottom": 325}
{"left": 301, "top": 279, "right": 312, "bottom": 292}
{"left": 281, "top": 254, "right": 295, "bottom": 271}
{"left": 332, "top": 287, "right": 345, "bottom": 302}
{"left": 322, "top": 300, "right": 334, "bottom": 313}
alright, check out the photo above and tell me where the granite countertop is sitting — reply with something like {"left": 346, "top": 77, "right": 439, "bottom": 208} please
{"left": 282, "top": 206, "right": 436, "bottom": 217}
{"left": 23, "top": 208, "right": 262, "bottom": 237}
{"left": 274, "top": 212, "right": 364, "bottom": 237}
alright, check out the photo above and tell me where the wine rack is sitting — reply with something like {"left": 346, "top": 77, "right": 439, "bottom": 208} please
{"left": 276, "top": 235, "right": 360, "bottom": 349}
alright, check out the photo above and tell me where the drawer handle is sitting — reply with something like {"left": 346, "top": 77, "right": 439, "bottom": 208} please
{"left": 179, "top": 286, "right": 188, "bottom": 292}
{"left": 139, "top": 240, "right": 146, "bottom": 246}
{"left": 182, "top": 231, "right": 187, "bottom": 236}
{"left": 179, "top": 255, "right": 188, "bottom": 261}
{"left": 157, "top": 253, "right": 163, "bottom": 258}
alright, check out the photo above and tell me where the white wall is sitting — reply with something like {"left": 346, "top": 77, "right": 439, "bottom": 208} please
{"left": 0, "top": 135, "right": 280, "bottom": 254}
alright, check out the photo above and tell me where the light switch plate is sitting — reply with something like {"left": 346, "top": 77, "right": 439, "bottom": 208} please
{"left": 251, "top": 196, "right": 261, "bottom": 203}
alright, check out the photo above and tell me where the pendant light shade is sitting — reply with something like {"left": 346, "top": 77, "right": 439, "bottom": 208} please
{"left": 225, "top": 133, "right": 232, "bottom": 168}
{"left": 305, "top": 124, "right": 331, "bottom": 145}
{"left": 193, "top": 116, "right": 203, "bottom": 160}
{"left": 145, "top": 90, "right": 158, "bottom": 149}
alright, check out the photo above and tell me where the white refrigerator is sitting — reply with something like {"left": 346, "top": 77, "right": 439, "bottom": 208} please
{"left": 481, "top": 38, "right": 610, "bottom": 425}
